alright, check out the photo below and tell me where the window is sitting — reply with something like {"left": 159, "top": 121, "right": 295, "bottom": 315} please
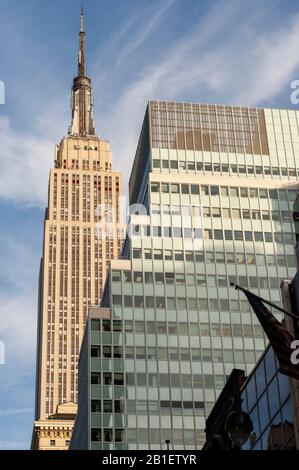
{"left": 275, "top": 233, "right": 283, "bottom": 244}
{"left": 259, "top": 188, "right": 268, "bottom": 198}
{"left": 103, "top": 373, "right": 112, "bottom": 385}
{"left": 244, "top": 231, "right": 253, "bottom": 241}
{"left": 135, "top": 321, "right": 145, "bottom": 333}
{"left": 174, "top": 250, "right": 184, "bottom": 261}
{"left": 91, "top": 429, "right": 101, "bottom": 442}
{"left": 232, "top": 209, "right": 241, "bottom": 218}
{"left": 112, "top": 271, "right": 121, "bottom": 282}
{"left": 91, "top": 346, "right": 100, "bottom": 358}
{"left": 134, "top": 296, "right": 144, "bottom": 308}
{"left": 254, "top": 232, "right": 263, "bottom": 242}
{"left": 262, "top": 210, "right": 270, "bottom": 220}
{"left": 203, "top": 207, "right": 211, "bottom": 217}
{"left": 146, "top": 296, "right": 154, "bottom": 308}
{"left": 91, "top": 400, "right": 102, "bottom": 413}
{"left": 269, "top": 189, "right": 278, "bottom": 199}
{"left": 123, "top": 296, "right": 132, "bottom": 308}
{"left": 249, "top": 188, "right": 258, "bottom": 198}
{"left": 230, "top": 187, "right": 239, "bottom": 197}
{"left": 242, "top": 209, "right": 250, "bottom": 219}
{"left": 264, "top": 232, "right": 273, "bottom": 243}
{"left": 115, "top": 429, "right": 124, "bottom": 442}
{"left": 103, "top": 346, "right": 111, "bottom": 358}
{"left": 191, "top": 184, "right": 199, "bottom": 195}
{"left": 177, "top": 298, "right": 187, "bottom": 309}
{"left": 256, "top": 254, "right": 265, "bottom": 265}
{"left": 153, "top": 249, "right": 163, "bottom": 260}
{"left": 201, "top": 185, "right": 209, "bottom": 195}
{"left": 171, "top": 183, "right": 180, "bottom": 193}
{"left": 91, "top": 372, "right": 101, "bottom": 384}
{"left": 103, "top": 429, "right": 113, "bottom": 442}
{"left": 252, "top": 210, "right": 260, "bottom": 220}
{"left": 204, "top": 229, "right": 212, "bottom": 240}
{"left": 50, "top": 440, "right": 56, "bottom": 447}
{"left": 133, "top": 248, "right": 141, "bottom": 259}
{"left": 144, "top": 272, "right": 153, "bottom": 283}
{"left": 211, "top": 186, "right": 219, "bottom": 196}
{"left": 134, "top": 271, "right": 143, "bottom": 283}
{"left": 113, "top": 295, "right": 122, "bottom": 306}
{"left": 136, "top": 347, "right": 145, "bottom": 359}
{"left": 214, "top": 229, "right": 223, "bottom": 240}
{"left": 223, "top": 208, "right": 230, "bottom": 218}
{"left": 156, "top": 297, "right": 166, "bottom": 308}
{"left": 220, "top": 187, "right": 229, "bottom": 197}
{"left": 224, "top": 230, "right": 233, "bottom": 240}
{"left": 234, "top": 231, "right": 243, "bottom": 241}
{"left": 123, "top": 271, "right": 132, "bottom": 282}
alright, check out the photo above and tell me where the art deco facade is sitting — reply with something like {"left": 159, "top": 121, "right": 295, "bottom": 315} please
{"left": 31, "top": 11, "right": 125, "bottom": 450}
{"left": 71, "top": 100, "right": 299, "bottom": 450}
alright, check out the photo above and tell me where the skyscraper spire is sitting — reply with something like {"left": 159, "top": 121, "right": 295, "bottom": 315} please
{"left": 78, "top": 6, "right": 85, "bottom": 77}
{"left": 69, "top": 7, "right": 96, "bottom": 137}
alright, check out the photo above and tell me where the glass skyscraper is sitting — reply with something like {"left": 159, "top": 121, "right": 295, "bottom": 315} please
{"left": 71, "top": 100, "right": 299, "bottom": 450}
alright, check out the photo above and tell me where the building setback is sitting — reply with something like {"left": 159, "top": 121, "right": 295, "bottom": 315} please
{"left": 31, "top": 10, "right": 125, "bottom": 450}
{"left": 71, "top": 100, "right": 299, "bottom": 449}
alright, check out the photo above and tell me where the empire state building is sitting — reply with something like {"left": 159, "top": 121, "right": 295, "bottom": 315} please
{"left": 31, "top": 9, "right": 125, "bottom": 450}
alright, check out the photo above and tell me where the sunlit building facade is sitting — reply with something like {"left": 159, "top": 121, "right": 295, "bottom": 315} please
{"left": 31, "top": 11, "right": 125, "bottom": 450}
{"left": 71, "top": 100, "right": 299, "bottom": 449}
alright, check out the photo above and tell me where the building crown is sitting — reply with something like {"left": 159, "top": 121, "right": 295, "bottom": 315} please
{"left": 68, "top": 7, "right": 96, "bottom": 137}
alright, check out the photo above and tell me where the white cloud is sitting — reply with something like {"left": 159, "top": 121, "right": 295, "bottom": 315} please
{"left": 96, "top": 0, "right": 299, "bottom": 187}
{"left": 1, "top": 0, "right": 299, "bottom": 206}
{"left": 0, "top": 116, "right": 53, "bottom": 206}
{"left": 0, "top": 235, "right": 39, "bottom": 368}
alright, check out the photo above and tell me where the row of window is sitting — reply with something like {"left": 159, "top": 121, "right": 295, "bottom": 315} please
{"left": 111, "top": 291, "right": 278, "bottom": 310}
{"left": 91, "top": 428, "right": 124, "bottom": 443}
{"left": 131, "top": 224, "right": 295, "bottom": 244}
{"left": 91, "top": 319, "right": 264, "bottom": 337}
{"left": 112, "top": 271, "right": 283, "bottom": 290}
{"left": 152, "top": 159, "right": 299, "bottom": 179}
{"left": 91, "top": 427, "right": 203, "bottom": 444}
{"left": 203, "top": 228, "right": 294, "bottom": 244}
{"left": 91, "top": 399, "right": 205, "bottom": 414}
{"left": 91, "top": 372, "right": 227, "bottom": 389}
{"left": 151, "top": 203, "right": 293, "bottom": 224}
{"left": 91, "top": 345, "right": 259, "bottom": 364}
{"left": 203, "top": 206, "right": 293, "bottom": 223}
{"left": 150, "top": 182, "right": 297, "bottom": 201}
{"left": 130, "top": 249, "right": 295, "bottom": 267}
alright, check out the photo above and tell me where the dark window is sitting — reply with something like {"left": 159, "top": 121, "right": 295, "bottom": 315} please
{"left": 91, "top": 400, "right": 101, "bottom": 413}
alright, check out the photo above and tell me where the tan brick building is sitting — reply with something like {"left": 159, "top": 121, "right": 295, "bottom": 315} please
{"left": 31, "top": 9, "right": 125, "bottom": 450}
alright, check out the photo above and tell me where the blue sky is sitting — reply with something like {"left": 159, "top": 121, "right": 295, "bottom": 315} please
{"left": 1, "top": 0, "right": 299, "bottom": 450}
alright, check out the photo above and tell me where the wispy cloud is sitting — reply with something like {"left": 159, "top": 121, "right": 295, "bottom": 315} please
{"left": 96, "top": 0, "right": 299, "bottom": 187}
{"left": 1, "top": 0, "right": 299, "bottom": 450}
{"left": 1, "top": 0, "right": 299, "bottom": 206}
{"left": 113, "top": 0, "right": 175, "bottom": 69}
